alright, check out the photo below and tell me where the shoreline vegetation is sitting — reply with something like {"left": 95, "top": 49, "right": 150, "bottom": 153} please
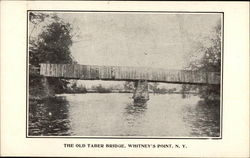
{"left": 29, "top": 83, "right": 199, "bottom": 101}
{"left": 63, "top": 91, "right": 198, "bottom": 94}
{"left": 29, "top": 78, "right": 199, "bottom": 99}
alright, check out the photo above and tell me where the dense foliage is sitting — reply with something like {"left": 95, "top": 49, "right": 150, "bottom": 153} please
{"left": 29, "top": 12, "right": 75, "bottom": 98}
{"left": 182, "top": 22, "right": 221, "bottom": 104}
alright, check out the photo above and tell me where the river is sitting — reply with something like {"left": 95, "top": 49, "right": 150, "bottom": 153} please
{"left": 28, "top": 93, "right": 220, "bottom": 137}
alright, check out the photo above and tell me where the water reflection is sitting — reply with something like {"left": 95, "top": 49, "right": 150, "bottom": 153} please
{"left": 182, "top": 100, "right": 220, "bottom": 137}
{"left": 28, "top": 93, "right": 220, "bottom": 137}
{"left": 125, "top": 102, "right": 147, "bottom": 115}
{"left": 29, "top": 97, "right": 71, "bottom": 136}
{"left": 124, "top": 103, "right": 147, "bottom": 130}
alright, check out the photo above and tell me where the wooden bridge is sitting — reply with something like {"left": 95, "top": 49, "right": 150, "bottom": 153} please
{"left": 37, "top": 63, "right": 220, "bottom": 103}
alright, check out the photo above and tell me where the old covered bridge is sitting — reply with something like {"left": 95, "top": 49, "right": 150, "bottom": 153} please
{"left": 38, "top": 63, "right": 220, "bottom": 103}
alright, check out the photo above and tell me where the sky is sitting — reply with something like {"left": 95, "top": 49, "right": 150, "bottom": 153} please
{"left": 58, "top": 12, "right": 221, "bottom": 70}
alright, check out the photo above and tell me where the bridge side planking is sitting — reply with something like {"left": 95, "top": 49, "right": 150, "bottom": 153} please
{"left": 39, "top": 63, "right": 220, "bottom": 85}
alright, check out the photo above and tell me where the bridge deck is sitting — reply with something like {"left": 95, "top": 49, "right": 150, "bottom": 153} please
{"left": 39, "top": 63, "right": 220, "bottom": 85}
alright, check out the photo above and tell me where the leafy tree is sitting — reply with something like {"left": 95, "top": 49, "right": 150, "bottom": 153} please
{"left": 149, "top": 82, "right": 159, "bottom": 93}
{"left": 29, "top": 13, "right": 74, "bottom": 66}
{"left": 29, "top": 12, "right": 76, "bottom": 97}
{"left": 182, "top": 21, "right": 221, "bottom": 104}
{"left": 124, "top": 81, "right": 134, "bottom": 92}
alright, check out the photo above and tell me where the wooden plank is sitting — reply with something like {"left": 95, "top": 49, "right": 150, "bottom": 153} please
{"left": 39, "top": 63, "right": 220, "bottom": 85}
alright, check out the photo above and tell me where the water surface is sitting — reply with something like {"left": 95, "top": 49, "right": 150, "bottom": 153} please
{"left": 29, "top": 93, "right": 220, "bottom": 137}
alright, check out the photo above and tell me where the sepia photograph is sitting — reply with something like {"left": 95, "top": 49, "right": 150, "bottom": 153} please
{"left": 27, "top": 11, "right": 222, "bottom": 138}
{"left": 2, "top": 1, "right": 250, "bottom": 157}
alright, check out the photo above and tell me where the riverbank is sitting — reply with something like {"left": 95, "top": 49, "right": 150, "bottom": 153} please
{"left": 30, "top": 90, "right": 199, "bottom": 99}
{"left": 62, "top": 91, "right": 198, "bottom": 94}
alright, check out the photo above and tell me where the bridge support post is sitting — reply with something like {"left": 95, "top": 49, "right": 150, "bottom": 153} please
{"left": 133, "top": 80, "right": 149, "bottom": 103}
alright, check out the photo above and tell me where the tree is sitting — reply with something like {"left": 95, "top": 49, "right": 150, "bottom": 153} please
{"left": 182, "top": 21, "right": 221, "bottom": 104}
{"left": 29, "top": 13, "right": 74, "bottom": 66}
{"left": 124, "top": 81, "right": 134, "bottom": 92}
{"left": 29, "top": 12, "right": 76, "bottom": 97}
{"left": 149, "top": 82, "right": 159, "bottom": 93}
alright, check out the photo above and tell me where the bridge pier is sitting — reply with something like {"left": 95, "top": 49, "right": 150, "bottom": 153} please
{"left": 133, "top": 80, "right": 149, "bottom": 104}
